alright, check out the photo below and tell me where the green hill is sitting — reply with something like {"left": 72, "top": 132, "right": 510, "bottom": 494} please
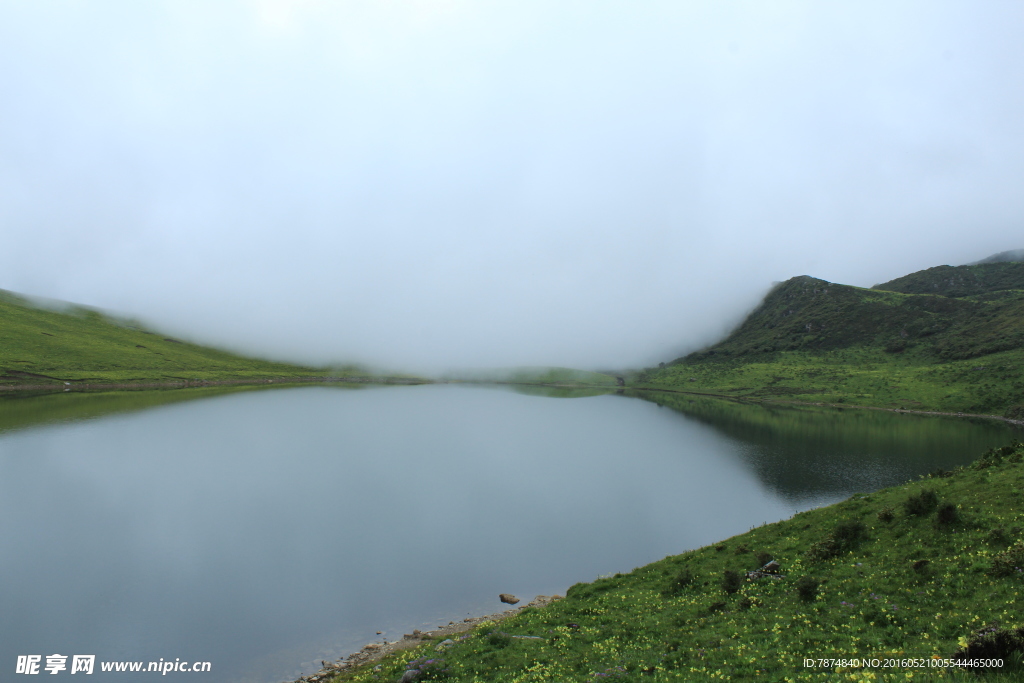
{"left": 873, "top": 261, "right": 1024, "bottom": 298}
{"left": 0, "top": 289, "right": 331, "bottom": 389}
{"left": 635, "top": 258, "right": 1024, "bottom": 418}
{"left": 675, "top": 272, "right": 1024, "bottom": 361}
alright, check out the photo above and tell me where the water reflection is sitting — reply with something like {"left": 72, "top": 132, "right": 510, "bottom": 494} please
{"left": 504, "top": 384, "right": 616, "bottom": 399}
{"left": 0, "top": 383, "right": 368, "bottom": 436}
{"left": 629, "top": 391, "right": 1021, "bottom": 502}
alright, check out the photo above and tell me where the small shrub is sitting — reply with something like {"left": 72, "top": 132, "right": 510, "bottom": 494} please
{"left": 953, "top": 625, "right": 1024, "bottom": 671}
{"left": 987, "top": 527, "right": 1010, "bottom": 546}
{"left": 912, "top": 559, "right": 931, "bottom": 573}
{"left": 755, "top": 551, "right": 773, "bottom": 567}
{"left": 806, "top": 519, "right": 866, "bottom": 561}
{"left": 833, "top": 520, "right": 866, "bottom": 543}
{"left": 877, "top": 506, "right": 896, "bottom": 523}
{"left": 795, "top": 576, "right": 820, "bottom": 602}
{"left": 989, "top": 541, "right": 1024, "bottom": 577}
{"left": 734, "top": 544, "right": 750, "bottom": 555}
{"left": 806, "top": 537, "right": 841, "bottom": 561}
{"left": 486, "top": 632, "right": 512, "bottom": 649}
{"left": 663, "top": 568, "right": 695, "bottom": 596}
{"left": 972, "top": 444, "right": 1022, "bottom": 470}
{"left": 936, "top": 502, "right": 958, "bottom": 526}
{"left": 903, "top": 489, "right": 939, "bottom": 516}
{"left": 721, "top": 570, "right": 742, "bottom": 594}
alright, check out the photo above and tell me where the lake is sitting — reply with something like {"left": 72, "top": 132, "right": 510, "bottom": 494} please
{"left": 1, "top": 384, "right": 1019, "bottom": 682}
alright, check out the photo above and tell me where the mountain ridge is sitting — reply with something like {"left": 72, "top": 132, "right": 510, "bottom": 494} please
{"left": 873, "top": 260, "right": 1024, "bottom": 298}
{"left": 638, "top": 253, "right": 1024, "bottom": 417}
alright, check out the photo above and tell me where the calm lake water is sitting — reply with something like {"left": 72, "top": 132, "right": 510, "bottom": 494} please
{"left": 1, "top": 384, "right": 1020, "bottom": 682}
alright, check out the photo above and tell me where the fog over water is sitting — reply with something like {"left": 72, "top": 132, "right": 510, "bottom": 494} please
{"left": 2, "top": 1, "right": 1023, "bottom": 372}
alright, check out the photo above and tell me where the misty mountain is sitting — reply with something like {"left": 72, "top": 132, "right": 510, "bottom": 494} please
{"left": 638, "top": 254, "right": 1024, "bottom": 416}
{"left": 872, "top": 257, "right": 1024, "bottom": 298}
{"left": 968, "top": 249, "right": 1024, "bottom": 265}
{"left": 668, "top": 257, "right": 1024, "bottom": 364}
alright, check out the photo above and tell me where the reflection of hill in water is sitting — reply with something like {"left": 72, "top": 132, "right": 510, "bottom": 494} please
{"left": 507, "top": 385, "right": 616, "bottom": 399}
{"left": 629, "top": 391, "right": 1023, "bottom": 503}
{"left": 0, "top": 384, "right": 369, "bottom": 435}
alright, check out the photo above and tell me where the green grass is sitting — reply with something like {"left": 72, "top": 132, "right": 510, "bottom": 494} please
{"left": 635, "top": 346, "right": 1024, "bottom": 416}
{"left": 0, "top": 289, "right": 366, "bottom": 388}
{"left": 873, "top": 262, "right": 1024, "bottom": 298}
{"left": 328, "top": 443, "right": 1024, "bottom": 682}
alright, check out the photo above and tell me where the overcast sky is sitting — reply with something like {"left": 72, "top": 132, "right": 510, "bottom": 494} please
{"left": 2, "top": 1, "right": 1022, "bottom": 372}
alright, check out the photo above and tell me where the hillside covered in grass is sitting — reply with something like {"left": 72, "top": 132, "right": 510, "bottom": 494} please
{"left": 0, "top": 289, "right": 331, "bottom": 388}
{"left": 635, "top": 256, "right": 1024, "bottom": 418}
{"left": 325, "top": 442, "right": 1024, "bottom": 682}
{"left": 873, "top": 262, "right": 1024, "bottom": 298}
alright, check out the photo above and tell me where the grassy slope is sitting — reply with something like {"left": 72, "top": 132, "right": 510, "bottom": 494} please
{"left": 330, "top": 443, "right": 1024, "bottom": 682}
{"left": 0, "top": 289, "right": 336, "bottom": 387}
{"left": 873, "top": 262, "right": 1024, "bottom": 298}
{"left": 634, "top": 264, "right": 1024, "bottom": 418}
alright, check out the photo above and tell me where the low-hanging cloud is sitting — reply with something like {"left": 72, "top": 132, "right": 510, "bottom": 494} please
{"left": 2, "top": 1, "right": 1023, "bottom": 373}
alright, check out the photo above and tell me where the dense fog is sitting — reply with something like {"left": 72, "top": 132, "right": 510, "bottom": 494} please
{"left": 2, "top": 1, "right": 1022, "bottom": 372}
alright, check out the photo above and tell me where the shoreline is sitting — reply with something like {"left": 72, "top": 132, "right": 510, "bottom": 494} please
{"left": 0, "top": 376, "right": 433, "bottom": 393}
{"left": 3, "top": 377, "right": 1021, "bottom": 428}
{"left": 626, "top": 385, "right": 1024, "bottom": 427}
{"left": 287, "top": 595, "right": 562, "bottom": 683}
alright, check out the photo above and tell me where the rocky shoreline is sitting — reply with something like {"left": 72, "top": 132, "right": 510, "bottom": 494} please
{"left": 287, "top": 595, "right": 562, "bottom": 683}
